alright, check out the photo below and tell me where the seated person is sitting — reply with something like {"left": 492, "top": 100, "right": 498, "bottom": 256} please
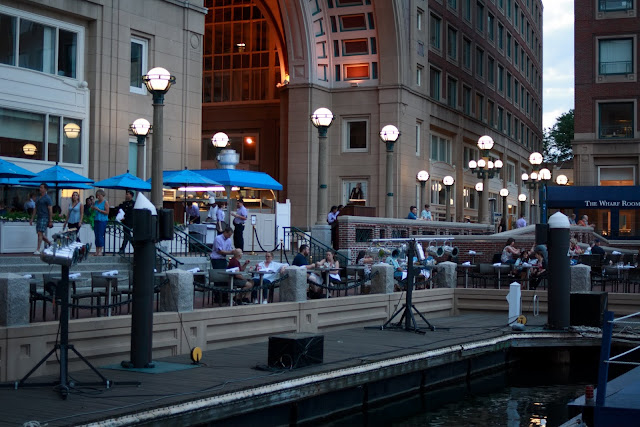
{"left": 529, "top": 248, "right": 547, "bottom": 290}
{"left": 293, "top": 244, "right": 323, "bottom": 298}
{"left": 501, "top": 238, "right": 521, "bottom": 264}
{"left": 569, "top": 238, "right": 583, "bottom": 263}
{"left": 356, "top": 250, "right": 374, "bottom": 276}
{"left": 252, "top": 252, "right": 287, "bottom": 303}
{"left": 316, "top": 250, "right": 341, "bottom": 284}
{"left": 227, "top": 248, "right": 254, "bottom": 304}
{"left": 511, "top": 249, "right": 531, "bottom": 280}
{"left": 386, "top": 249, "right": 405, "bottom": 280}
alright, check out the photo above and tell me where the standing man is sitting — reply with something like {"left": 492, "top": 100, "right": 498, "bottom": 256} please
{"left": 210, "top": 226, "right": 234, "bottom": 269}
{"left": 216, "top": 202, "right": 226, "bottom": 234}
{"left": 516, "top": 213, "right": 527, "bottom": 228}
{"left": 230, "top": 199, "right": 247, "bottom": 250}
{"left": 29, "top": 183, "right": 53, "bottom": 255}
{"left": 118, "top": 190, "right": 135, "bottom": 254}
{"left": 187, "top": 202, "right": 201, "bottom": 224}
{"left": 327, "top": 205, "right": 338, "bottom": 248}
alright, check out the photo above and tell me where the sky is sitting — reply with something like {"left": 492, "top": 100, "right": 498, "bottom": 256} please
{"left": 542, "top": 0, "right": 574, "bottom": 131}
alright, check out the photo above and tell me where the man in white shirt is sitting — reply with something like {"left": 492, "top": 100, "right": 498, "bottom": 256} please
{"left": 231, "top": 199, "right": 248, "bottom": 250}
{"left": 516, "top": 213, "right": 527, "bottom": 228}
{"left": 210, "top": 227, "right": 234, "bottom": 269}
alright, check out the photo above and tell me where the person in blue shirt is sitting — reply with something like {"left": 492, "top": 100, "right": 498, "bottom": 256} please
{"left": 386, "top": 249, "right": 404, "bottom": 279}
{"left": 407, "top": 206, "right": 418, "bottom": 220}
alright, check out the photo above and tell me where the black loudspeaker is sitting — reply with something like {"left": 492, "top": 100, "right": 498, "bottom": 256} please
{"left": 268, "top": 333, "right": 324, "bottom": 369}
{"left": 133, "top": 209, "right": 154, "bottom": 242}
{"left": 570, "top": 292, "right": 608, "bottom": 327}
{"left": 535, "top": 224, "right": 549, "bottom": 246}
{"left": 158, "top": 209, "right": 174, "bottom": 241}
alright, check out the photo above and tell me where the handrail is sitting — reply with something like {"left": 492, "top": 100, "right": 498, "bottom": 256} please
{"left": 105, "top": 220, "right": 133, "bottom": 262}
{"left": 155, "top": 244, "right": 184, "bottom": 271}
{"left": 283, "top": 226, "right": 349, "bottom": 266}
{"left": 172, "top": 225, "right": 210, "bottom": 257}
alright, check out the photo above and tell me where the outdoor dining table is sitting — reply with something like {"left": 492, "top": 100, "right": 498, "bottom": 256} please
{"left": 94, "top": 274, "right": 127, "bottom": 316}
{"left": 493, "top": 264, "right": 512, "bottom": 289}
{"left": 220, "top": 270, "right": 252, "bottom": 306}
{"left": 313, "top": 267, "right": 343, "bottom": 298}
{"left": 457, "top": 264, "right": 476, "bottom": 288}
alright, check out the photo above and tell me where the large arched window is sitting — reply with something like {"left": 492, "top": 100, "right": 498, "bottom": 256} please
{"left": 203, "top": 0, "right": 281, "bottom": 103}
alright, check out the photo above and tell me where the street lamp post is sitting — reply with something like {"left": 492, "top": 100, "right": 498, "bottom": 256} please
{"left": 518, "top": 193, "right": 527, "bottom": 221}
{"left": 500, "top": 188, "right": 509, "bottom": 229}
{"left": 381, "top": 125, "right": 400, "bottom": 218}
{"left": 130, "top": 118, "right": 152, "bottom": 179}
{"left": 538, "top": 167, "right": 552, "bottom": 224}
{"left": 475, "top": 182, "right": 484, "bottom": 223}
{"left": 311, "top": 108, "right": 334, "bottom": 225}
{"left": 556, "top": 174, "right": 568, "bottom": 186}
{"left": 143, "top": 67, "right": 175, "bottom": 208}
{"left": 443, "top": 175, "right": 454, "bottom": 222}
{"left": 468, "top": 135, "right": 503, "bottom": 224}
{"left": 417, "top": 170, "right": 429, "bottom": 212}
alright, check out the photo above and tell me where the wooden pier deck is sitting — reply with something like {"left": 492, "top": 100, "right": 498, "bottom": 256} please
{"left": 0, "top": 313, "right": 599, "bottom": 427}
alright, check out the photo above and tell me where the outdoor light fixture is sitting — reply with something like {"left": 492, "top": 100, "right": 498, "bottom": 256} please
{"left": 475, "top": 182, "right": 484, "bottom": 192}
{"left": 22, "top": 144, "right": 37, "bottom": 156}
{"left": 130, "top": 118, "right": 152, "bottom": 179}
{"left": 64, "top": 123, "right": 81, "bottom": 139}
{"left": 417, "top": 170, "right": 429, "bottom": 211}
{"left": 499, "top": 188, "right": 509, "bottom": 198}
{"left": 468, "top": 135, "right": 502, "bottom": 224}
{"left": 211, "top": 132, "right": 229, "bottom": 148}
{"left": 380, "top": 124, "right": 400, "bottom": 218}
{"left": 143, "top": 66, "right": 175, "bottom": 207}
{"left": 311, "top": 108, "right": 334, "bottom": 226}
{"left": 518, "top": 193, "right": 527, "bottom": 202}
{"left": 443, "top": 175, "right": 455, "bottom": 222}
{"left": 556, "top": 174, "right": 568, "bottom": 186}
{"left": 522, "top": 151, "right": 551, "bottom": 225}
{"left": 499, "top": 188, "right": 509, "bottom": 230}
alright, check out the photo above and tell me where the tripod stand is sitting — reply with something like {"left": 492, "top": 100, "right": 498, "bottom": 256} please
{"left": 374, "top": 240, "right": 436, "bottom": 334}
{"left": 3, "top": 265, "right": 139, "bottom": 399}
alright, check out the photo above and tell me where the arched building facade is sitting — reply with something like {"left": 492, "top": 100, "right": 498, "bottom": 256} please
{"left": 201, "top": 0, "right": 544, "bottom": 229}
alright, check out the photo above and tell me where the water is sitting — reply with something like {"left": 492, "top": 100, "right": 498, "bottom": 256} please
{"left": 321, "top": 348, "right": 612, "bottom": 427}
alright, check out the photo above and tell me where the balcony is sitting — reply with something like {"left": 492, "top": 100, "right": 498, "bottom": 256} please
{"left": 599, "top": 60, "right": 633, "bottom": 75}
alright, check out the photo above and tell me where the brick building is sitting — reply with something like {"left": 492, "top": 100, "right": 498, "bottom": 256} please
{"left": 571, "top": 0, "right": 640, "bottom": 239}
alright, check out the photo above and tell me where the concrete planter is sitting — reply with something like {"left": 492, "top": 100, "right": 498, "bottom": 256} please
{"left": 0, "top": 221, "right": 95, "bottom": 253}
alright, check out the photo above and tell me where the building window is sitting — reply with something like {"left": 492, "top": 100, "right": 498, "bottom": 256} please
{"left": 497, "top": 64, "right": 504, "bottom": 92}
{"left": 0, "top": 10, "right": 80, "bottom": 79}
{"left": 447, "top": 26, "right": 458, "bottom": 60}
{"left": 487, "top": 56, "right": 495, "bottom": 85}
{"left": 448, "top": 0, "right": 458, "bottom": 10}
{"left": 463, "top": 38, "right": 472, "bottom": 69}
{"left": 430, "top": 135, "right": 452, "bottom": 163}
{"left": 463, "top": 86, "right": 472, "bottom": 115}
{"left": 506, "top": 162, "right": 516, "bottom": 183}
{"left": 0, "top": 106, "right": 81, "bottom": 164}
{"left": 497, "top": 106, "right": 504, "bottom": 130}
{"left": 417, "top": 8, "right": 423, "bottom": 31}
{"left": 599, "top": 166, "right": 635, "bottom": 186}
{"left": 430, "top": 14, "right": 442, "bottom": 49}
{"left": 599, "top": 38, "right": 633, "bottom": 75}
{"left": 598, "top": 0, "right": 634, "bottom": 12}
{"left": 464, "top": 0, "right": 472, "bottom": 21}
{"left": 417, "top": 65, "right": 423, "bottom": 86}
{"left": 464, "top": 186, "right": 478, "bottom": 209}
{"left": 506, "top": 32, "right": 512, "bottom": 58}
{"left": 430, "top": 67, "right": 441, "bottom": 100}
{"left": 447, "top": 77, "right": 458, "bottom": 108}
{"left": 599, "top": 102, "right": 634, "bottom": 138}
{"left": 506, "top": 72, "right": 512, "bottom": 98}
{"left": 343, "top": 180, "right": 369, "bottom": 205}
{"left": 506, "top": 112, "right": 512, "bottom": 135}
{"left": 476, "top": 2, "right": 485, "bottom": 32}
{"left": 343, "top": 117, "right": 369, "bottom": 151}
{"left": 487, "top": 13, "right": 495, "bottom": 41}
{"left": 463, "top": 146, "right": 479, "bottom": 169}
{"left": 476, "top": 47, "right": 484, "bottom": 77}
{"left": 129, "top": 138, "right": 139, "bottom": 177}
{"left": 130, "top": 37, "right": 148, "bottom": 94}
{"left": 416, "top": 121, "right": 422, "bottom": 155}
{"left": 497, "top": 23, "right": 504, "bottom": 50}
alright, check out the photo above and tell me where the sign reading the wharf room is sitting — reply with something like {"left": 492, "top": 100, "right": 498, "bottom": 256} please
{"left": 584, "top": 200, "right": 640, "bottom": 207}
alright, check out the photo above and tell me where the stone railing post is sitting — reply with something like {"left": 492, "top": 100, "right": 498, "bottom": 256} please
{"left": 281, "top": 266, "right": 308, "bottom": 302}
{"left": 434, "top": 261, "right": 457, "bottom": 288}
{"left": 160, "top": 269, "right": 194, "bottom": 312}
{"left": 371, "top": 263, "right": 393, "bottom": 294}
{"left": 0, "top": 273, "right": 30, "bottom": 326}
{"left": 570, "top": 264, "right": 591, "bottom": 292}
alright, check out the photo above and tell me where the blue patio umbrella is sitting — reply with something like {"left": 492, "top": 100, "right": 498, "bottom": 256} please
{"left": 0, "top": 158, "right": 36, "bottom": 179}
{"left": 20, "top": 164, "right": 94, "bottom": 207}
{"left": 93, "top": 171, "right": 151, "bottom": 191}
{"left": 160, "top": 168, "right": 220, "bottom": 224}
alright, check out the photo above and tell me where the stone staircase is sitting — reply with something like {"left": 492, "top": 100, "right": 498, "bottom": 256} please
{"left": 0, "top": 254, "right": 133, "bottom": 276}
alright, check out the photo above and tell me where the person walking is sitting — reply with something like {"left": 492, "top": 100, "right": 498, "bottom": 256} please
{"left": 92, "top": 189, "right": 109, "bottom": 256}
{"left": 516, "top": 213, "right": 527, "bottom": 228}
{"left": 62, "top": 191, "right": 84, "bottom": 241}
{"left": 118, "top": 190, "right": 135, "bottom": 254}
{"left": 29, "top": 183, "right": 53, "bottom": 255}
{"left": 230, "top": 199, "right": 247, "bottom": 250}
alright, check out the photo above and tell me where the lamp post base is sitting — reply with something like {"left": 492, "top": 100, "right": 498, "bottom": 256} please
{"left": 311, "top": 224, "right": 331, "bottom": 249}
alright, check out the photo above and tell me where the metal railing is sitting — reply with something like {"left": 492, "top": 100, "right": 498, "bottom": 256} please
{"left": 282, "top": 226, "right": 349, "bottom": 266}
{"left": 599, "top": 60, "right": 633, "bottom": 75}
{"left": 169, "top": 225, "right": 210, "bottom": 257}
{"left": 599, "top": 0, "right": 633, "bottom": 12}
{"left": 155, "top": 245, "right": 184, "bottom": 271}
{"left": 105, "top": 221, "right": 133, "bottom": 261}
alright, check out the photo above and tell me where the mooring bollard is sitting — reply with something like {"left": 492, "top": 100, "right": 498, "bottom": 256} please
{"left": 547, "top": 211, "right": 570, "bottom": 330}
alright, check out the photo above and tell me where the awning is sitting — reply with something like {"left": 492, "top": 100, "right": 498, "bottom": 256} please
{"left": 547, "top": 186, "right": 640, "bottom": 209}
{"left": 163, "top": 169, "right": 282, "bottom": 191}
